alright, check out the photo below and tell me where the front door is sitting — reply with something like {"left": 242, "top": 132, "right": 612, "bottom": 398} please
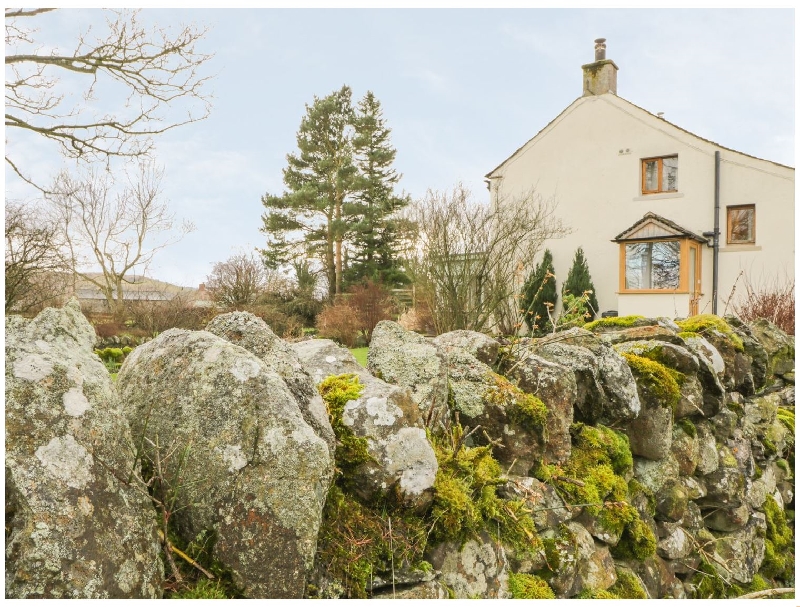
{"left": 688, "top": 241, "right": 702, "bottom": 316}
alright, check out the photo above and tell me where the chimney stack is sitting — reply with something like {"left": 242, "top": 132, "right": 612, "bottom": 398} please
{"left": 582, "top": 38, "right": 618, "bottom": 96}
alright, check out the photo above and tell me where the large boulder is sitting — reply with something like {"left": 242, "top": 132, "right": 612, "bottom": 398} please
{"left": 291, "top": 339, "right": 437, "bottom": 509}
{"left": 5, "top": 301, "right": 163, "bottom": 599}
{"left": 368, "top": 321, "right": 450, "bottom": 426}
{"left": 501, "top": 349, "right": 576, "bottom": 465}
{"left": 428, "top": 531, "right": 510, "bottom": 598}
{"left": 206, "top": 312, "right": 336, "bottom": 455}
{"left": 533, "top": 328, "right": 640, "bottom": 425}
{"left": 118, "top": 329, "right": 332, "bottom": 598}
{"left": 432, "top": 329, "right": 500, "bottom": 366}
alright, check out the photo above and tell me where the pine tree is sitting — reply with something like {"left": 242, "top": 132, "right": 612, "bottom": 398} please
{"left": 346, "top": 92, "right": 410, "bottom": 287}
{"left": 562, "top": 247, "right": 599, "bottom": 319}
{"left": 260, "top": 85, "right": 356, "bottom": 300}
{"left": 520, "top": 249, "right": 557, "bottom": 334}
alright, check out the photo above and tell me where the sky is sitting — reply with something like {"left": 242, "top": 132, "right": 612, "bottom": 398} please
{"left": 4, "top": 7, "right": 795, "bottom": 288}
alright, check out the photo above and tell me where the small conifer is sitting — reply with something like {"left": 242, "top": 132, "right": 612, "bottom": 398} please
{"left": 520, "top": 249, "right": 557, "bottom": 335}
{"left": 562, "top": 247, "right": 599, "bottom": 319}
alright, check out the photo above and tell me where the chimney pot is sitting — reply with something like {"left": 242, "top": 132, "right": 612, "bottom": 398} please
{"left": 199, "top": 283, "right": 205, "bottom": 291}
{"left": 594, "top": 38, "right": 607, "bottom": 61}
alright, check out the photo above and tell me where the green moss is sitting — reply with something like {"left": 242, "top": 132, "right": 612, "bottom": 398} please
{"left": 693, "top": 557, "right": 729, "bottom": 598}
{"left": 429, "top": 424, "right": 541, "bottom": 559}
{"left": 621, "top": 352, "right": 681, "bottom": 412}
{"left": 760, "top": 494, "right": 794, "bottom": 581}
{"left": 676, "top": 314, "right": 744, "bottom": 352}
{"left": 171, "top": 579, "right": 229, "bottom": 599}
{"left": 314, "top": 484, "right": 429, "bottom": 598}
{"left": 577, "top": 588, "right": 617, "bottom": 599}
{"left": 676, "top": 418, "right": 697, "bottom": 438}
{"left": 534, "top": 424, "right": 653, "bottom": 560}
{"left": 777, "top": 407, "right": 795, "bottom": 435}
{"left": 611, "top": 516, "right": 657, "bottom": 561}
{"left": 318, "top": 374, "right": 372, "bottom": 478}
{"left": 584, "top": 315, "right": 644, "bottom": 332}
{"left": 678, "top": 331, "right": 700, "bottom": 340}
{"left": 485, "top": 373, "right": 548, "bottom": 434}
{"left": 608, "top": 567, "right": 648, "bottom": 598}
{"left": 628, "top": 479, "right": 656, "bottom": 517}
{"left": 508, "top": 573, "right": 555, "bottom": 599}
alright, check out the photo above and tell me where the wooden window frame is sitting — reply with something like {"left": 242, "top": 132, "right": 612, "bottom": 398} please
{"left": 726, "top": 204, "right": 756, "bottom": 245}
{"left": 619, "top": 237, "right": 694, "bottom": 294}
{"left": 641, "top": 155, "right": 678, "bottom": 195}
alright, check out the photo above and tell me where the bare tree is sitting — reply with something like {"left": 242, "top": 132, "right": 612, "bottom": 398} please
{"left": 5, "top": 200, "right": 71, "bottom": 313}
{"left": 206, "top": 252, "right": 289, "bottom": 309}
{"left": 47, "top": 162, "right": 194, "bottom": 318}
{"left": 405, "top": 184, "right": 568, "bottom": 335}
{"left": 5, "top": 8, "right": 212, "bottom": 189}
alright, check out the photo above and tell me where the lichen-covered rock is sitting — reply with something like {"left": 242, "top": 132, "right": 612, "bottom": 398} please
{"left": 681, "top": 334, "right": 726, "bottom": 416}
{"left": 699, "top": 445, "right": 745, "bottom": 509}
{"left": 629, "top": 554, "right": 684, "bottom": 599}
{"left": 543, "top": 522, "right": 617, "bottom": 598}
{"left": 118, "top": 329, "right": 332, "bottom": 598}
{"left": 292, "top": 339, "right": 437, "bottom": 509}
{"left": 502, "top": 350, "right": 576, "bottom": 464}
{"left": 748, "top": 318, "right": 795, "bottom": 379}
{"left": 368, "top": 321, "right": 450, "bottom": 425}
{"left": 694, "top": 422, "right": 720, "bottom": 476}
{"left": 596, "top": 324, "right": 686, "bottom": 346}
{"left": 726, "top": 316, "right": 769, "bottom": 391}
{"left": 657, "top": 522, "right": 693, "bottom": 560}
{"left": 654, "top": 479, "right": 689, "bottom": 522}
{"left": 709, "top": 513, "right": 767, "bottom": 584}
{"left": 5, "top": 301, "right": 163, "bottom": 599}
{"left": 206, "top": 312, "right": 336, "bottom": 456}
{"left": 433, "top": 329, "right": 500, "bottom": 366}
{"left": 373, "top": 580, "right": 450, "bottom": 599}
{"left": 671, "top": 421, "right": 700, "bottom": 475}
{"left": 633, "top": 454, "right": 680, "bottom": 494}
{"left": 428, "top": 531, "right": 510, "bottom": 598}
{"left": 534, "top": 328, "right": 640, "bottom": 424}
{"left": 743, "top": 393, "right": 791, "bottom": 460}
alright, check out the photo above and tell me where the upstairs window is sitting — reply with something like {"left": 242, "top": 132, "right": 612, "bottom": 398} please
{"left": 642, "top": 155, "right": 678, "bottom": 194}
{"left": 727, "top": 205, "right": 755, "bottom": 244}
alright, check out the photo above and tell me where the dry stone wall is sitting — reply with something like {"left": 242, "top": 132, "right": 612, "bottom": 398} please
{"left": 5, "top": 304, "right": 795, "bottom": 599}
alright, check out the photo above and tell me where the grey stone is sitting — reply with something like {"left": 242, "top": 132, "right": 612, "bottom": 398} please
{"left": 694, "top": 422, "right": 720, "bottom": 476}
{"left": 544, "top": 522, "right": 616, "bottom": 598}
{"left": 502, "top": 350, "right": 576, "bottom": 464}
{"left": 118, "top": 329, "right": 332, "bottom": 598}
{"left": 428, "top": 531, "right": 510, "bottom": 598}
{"left": 712, "top": 512, "right": 767, "bottom": 584}
{"left": 500, "top": 476, "right": 574, "bottom": 531}
{"left": 206, "top": 311, "right": 336, "bottom": 455}
{"left": 292, "top": 339, "right": 437, "bottom": 509}
{"left": 657, "top": 523, "right": 693, "bottom": 560}
{"left": 625, "top": 400, "right": 673, "bottom": 461}
{"left": 749, "top": 318, "right": 795, "bottom": 378}
{"left": 5, "top": 301, "right": 163, "bottom": 599}
{"left": 368, "top": 321, "right": 450, "bottom": 425}
{"left": 633, "top": 454, "right": 680, "bottom": 494}
{"left": 534, "top": 328, "right": 640, "bottom": 424}
{"left": 432, "top": 329, "right": 500, "bottom": 366}
{"left": 373, "top": 580, "right": 450, "bottom": 599}
{"left": 681, "top": 335, "right": 726, "bottom": 416}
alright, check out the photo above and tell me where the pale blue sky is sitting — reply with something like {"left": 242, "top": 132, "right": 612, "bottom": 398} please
{"left": 5, "top": 8, "right": 795, "bottom": 288}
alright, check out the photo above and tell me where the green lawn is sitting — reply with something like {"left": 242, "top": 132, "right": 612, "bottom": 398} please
{"left": 350, "top": 347, "right": 368, "bottom": 367}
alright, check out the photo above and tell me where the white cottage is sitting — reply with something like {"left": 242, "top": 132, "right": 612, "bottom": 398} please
{"left": 486, "top": 39, "right": 794, "bottom": 319}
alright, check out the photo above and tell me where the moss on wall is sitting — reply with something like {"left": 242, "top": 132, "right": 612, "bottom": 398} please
{"left": 620, "top": 352, "right": 681, "bottom": 412}
{"left": 676, "top": 314, "right": 744, "bottom": 352}
{"left": 584, "top": 315, "right": 644, "bottom": 332}
{"left": 508, "top": 572, "right": 555, "bottom": 599}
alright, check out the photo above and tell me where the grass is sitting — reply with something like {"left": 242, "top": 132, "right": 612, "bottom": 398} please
{"left": 350, "top": 347, "right": 368, "bottom": 367}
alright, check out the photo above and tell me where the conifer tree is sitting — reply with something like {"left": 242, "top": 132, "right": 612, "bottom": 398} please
{"left": 261, "top": 86, "right": 356, "bottom": 300}
{"left": 346, "top": 92, "right": 410, "bottom": 287}
{"left": 520, "top": 249, "right": 557, "bottom": 334}
{"left": 562, "top": 247, "right": 599, "bottom": 319}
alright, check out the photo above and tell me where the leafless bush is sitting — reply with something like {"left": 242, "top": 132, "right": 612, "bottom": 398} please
{"left": 347, "top": 279, "right": 396, "bottom": 343}
{"left": 206, "top": 252, "right": 291, "bottom": 309}
{"left": 126, "top": 295, "right": 210, "bottom": 335}
{"left": 731, "top": 273, "right": 795, "bottom": 335}
{"left": 404, "top": 183, "right": 567, "bottom": 334}
{"left": 316, "top": 299, "right": 361, "bottom": 348}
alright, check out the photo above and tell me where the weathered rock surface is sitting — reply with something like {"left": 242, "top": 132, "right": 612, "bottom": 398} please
{"left": 502, "top": 350, "right": 576, "bottom": 464}
{"left": 292, "top": 338, "right": 437, "bottom": 509}
{"left": 5, "top": 301, "right": 163, "bottom": 599}
{"left": 534, "top": 328, "right": 640, "bottom": 424}
{"left": 544, "top": 522, "right": 617, "bottom": 597}
{"left": 206, "top": 311, "right": 336, "bottom": 455}
{"left": 432, "top": 329, "right": 500, "bottom": 366}
{"left": 748, "top": 318, "right": 795, "bottom": 379}
{"left": 428, "top": 532, "right": 510, "bottom": 598}
{"left": 118, "top": 329, "right": 332, "bottom": 598}
{"left": 368, "top": 320, "right": 450, "bottom": 425}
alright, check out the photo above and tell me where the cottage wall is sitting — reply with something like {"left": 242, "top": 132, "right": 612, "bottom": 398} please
{"left": 488, "top": 94, "right": 794, "bottom": 319}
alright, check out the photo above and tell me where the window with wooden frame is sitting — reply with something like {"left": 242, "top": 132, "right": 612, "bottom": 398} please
{"left": 726, "top": 205, "right": 755, "bottom": 244}
{"left": 619, "top": 237, "right": 701, "bottom": 294}
{"left": 641, "top": 155, "right": 678, "bottom": 194}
